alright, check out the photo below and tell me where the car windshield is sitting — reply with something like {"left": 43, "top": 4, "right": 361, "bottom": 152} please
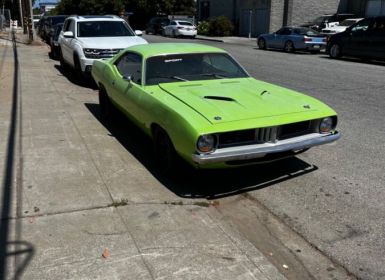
{"left": 178, "top": 21, "right": 193, "bottom": 26}
{"left": 77, "top": 21, "right": 134, "bottom": 37}
{"left": 312, "top": 16, "right": 327, "bottom": 25}
{"left": 339, "top": 19, "right": 357, "bottom": 26}
{"left": 293, "top": 28, "right": 319, "bottom": 35}
{"left": 52, "top": 16, "right": 66, "bottom": 25}
{"left": 145, "top": 53, "right": 248, "bottom": 85}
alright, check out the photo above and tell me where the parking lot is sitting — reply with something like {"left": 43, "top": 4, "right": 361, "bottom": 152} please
{"left": 1, "top": 30, "right": 385, "bottom": 279}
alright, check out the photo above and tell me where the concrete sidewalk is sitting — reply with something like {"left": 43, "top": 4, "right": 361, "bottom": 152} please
{"left": 0, "top": 32, "right": 286, "bottom": 279}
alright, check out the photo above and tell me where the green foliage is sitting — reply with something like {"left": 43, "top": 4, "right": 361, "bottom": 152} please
{"left": 54, "top": 0, "right": 124, "bottom": 15}
{"left": 208, "top": 16, "right": 234, "bottom": 36}
{"left": 197, "top": 21, "right": 210, "bottom": 36}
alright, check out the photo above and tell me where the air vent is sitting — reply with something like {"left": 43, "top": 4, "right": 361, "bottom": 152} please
{"left": 204, "top": 96, "right": 235, "bottom": 102}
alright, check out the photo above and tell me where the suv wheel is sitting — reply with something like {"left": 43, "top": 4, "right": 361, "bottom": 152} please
{"left": 74, "top": 55, "right": 84, "bottom": 81}
{"left": 59, "top": 49, "right": 67, "bottom": 70}
{"left": 329, "top": 43, "right": 342, "bottom": 59}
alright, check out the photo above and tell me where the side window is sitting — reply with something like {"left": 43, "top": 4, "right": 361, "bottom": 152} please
{"left": 282, "top": 28, "right": 292, "bottom": 35}
{"left": 275, "top": 28, "right": 285, "bottom": 35}
{"left": 371, "top": 19, "right": 385, "bottom": 34}
{"left": 63, "top": 20, "right": 70, "bottom": 31}
{"left": 351, "top": 19, "right": 371, "bottom": 32}
{"left": 171, "top": 21, "right": 176, "bottom": 25}
{"left": 115, "top": 52, "right": 143, "bottom": 84}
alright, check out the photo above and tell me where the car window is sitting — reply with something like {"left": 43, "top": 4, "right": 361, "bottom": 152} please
{"left": 115, "top": 52, "right": 143, "bottom": 84}
{"left": 293, "top": 28, "right": 319, "bottom": 35}
{"left": 68, "top": 20, "right": 75, "bottom": 33}
{"left": 178, "top": 21, "right": 193, "bottom": 26}
{"left": 275, "top": 28, "right": 285, "bottom": 35}
{"left": 63, "top": 20, "right": 70, "bottom": 31}
{"left": 351, "top": 19, "right": 371, "bottom": 32}
{"left": 145, "top": 53, "right": 248, "bottom": 85}
{"left": 77, "top": 21, "right": 134, "bottom": 37}
{"left": 371, "top": 19, "right": 385, "bottom": 34}
{"left": 170, "top": 21, "right": 176, "bottom": 25}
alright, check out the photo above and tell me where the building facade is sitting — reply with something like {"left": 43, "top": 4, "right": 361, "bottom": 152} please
{"left": 197, "top": 0, "right": 385, "bottom": 36}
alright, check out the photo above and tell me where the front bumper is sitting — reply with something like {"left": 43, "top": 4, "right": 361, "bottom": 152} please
{"left": 192, "top": 131, "right": 340, "bottom": 165}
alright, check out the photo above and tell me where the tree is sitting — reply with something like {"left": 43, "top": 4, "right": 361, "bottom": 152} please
{"left": 54, "top": 0, "right": 124, "bottom": 15}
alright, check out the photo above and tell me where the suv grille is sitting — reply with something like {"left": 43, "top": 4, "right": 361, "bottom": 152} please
{"left": 84, "top": 48, "right": 123, "bottom": 59}
{"left": 217, "top": 121, "right": 312, "bottom": 148}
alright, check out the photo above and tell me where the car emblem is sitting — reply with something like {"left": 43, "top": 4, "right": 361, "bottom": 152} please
{"left": 214, "top": 116, "right": 222, "bottom": 120}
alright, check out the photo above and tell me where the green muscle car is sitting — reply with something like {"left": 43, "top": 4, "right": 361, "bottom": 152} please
{"left": 91, "top": 43, "right": 340, "bottom": 170}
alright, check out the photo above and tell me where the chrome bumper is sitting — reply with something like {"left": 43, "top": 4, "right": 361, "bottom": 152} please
{"left": 192, "top": 132, "right": 340, "bottom": 165}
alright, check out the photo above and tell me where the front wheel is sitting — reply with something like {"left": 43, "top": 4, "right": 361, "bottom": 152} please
{"left": 284, "top": 40, "right": 295, "bottom": 53}
{"left": 258, "top": 38, "right": 266, "bottom": 50}
{"left": 329, "top": 43, "right": 342, "bottom": 59}
{"left": 153, "top": 127, "right": 177, "bottom": 174}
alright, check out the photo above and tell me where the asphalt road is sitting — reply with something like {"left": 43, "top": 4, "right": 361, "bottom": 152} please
{"left": 145, "top": 34, "right": 385, "bottom": 280}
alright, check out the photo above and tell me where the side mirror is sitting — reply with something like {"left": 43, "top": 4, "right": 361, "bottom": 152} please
{"left": 63, "top": 31, "right": 74, "bottom": 38}
{"left": 135, "top": 30, "right": 143, "bottom": 36}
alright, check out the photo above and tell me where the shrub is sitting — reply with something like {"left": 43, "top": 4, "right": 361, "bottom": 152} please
{"left": 197, "top": 21, "right": 210, "bottom": 35}
{"left": 208, "top": 15, "right": 234, "bottom": 36}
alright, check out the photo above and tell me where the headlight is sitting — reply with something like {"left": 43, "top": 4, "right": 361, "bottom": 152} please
{"left": 319, "top": 117, "right": 333, "bottom": 134}
{"left": 83, "top": 48, "right": 101, "bottom": 58}
{"left": 197, "top": 135, "right": 216, "bottom": 153}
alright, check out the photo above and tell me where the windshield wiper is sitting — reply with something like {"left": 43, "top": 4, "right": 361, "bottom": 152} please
{"left": 201, "top": 73, "right": 228, "bottom": 79}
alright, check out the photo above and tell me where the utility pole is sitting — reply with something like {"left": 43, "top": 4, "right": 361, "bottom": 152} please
{"left": 19, "top": 0, "right": 23, "bottom": 29}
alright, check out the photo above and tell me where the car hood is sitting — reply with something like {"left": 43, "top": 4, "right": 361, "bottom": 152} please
{"left": 158, "top": 78, "right": 326, "bottom": 125}
{"left": 77, "top": 36, "right": 148, "bottom": 49}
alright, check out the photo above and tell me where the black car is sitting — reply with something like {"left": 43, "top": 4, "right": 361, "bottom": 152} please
{"left": 302, "top": 13, "right": 355, "bottom": 32}
{"left": 40, "top": 15, "right": 67, "bottom": 43}
{"left": 145, "top": 17, "right": 170, "bottom": 35}
{"left": 327, "top": 16, "right": 385, "bottom": 61}
{"left": 49, "top": 23, "right": 63, "bottom": 59}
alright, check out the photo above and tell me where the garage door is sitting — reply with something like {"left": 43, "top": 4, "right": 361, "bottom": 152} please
{"left": 366, "top": 0, "right": 385, "bottom": 16}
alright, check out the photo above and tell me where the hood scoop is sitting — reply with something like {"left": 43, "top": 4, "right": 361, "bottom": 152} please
{"left": 204, "top": 96, "right": 235, "bottom": 102}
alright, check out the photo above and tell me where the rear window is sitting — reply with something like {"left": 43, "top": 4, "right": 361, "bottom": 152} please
{"left": 178, "top": 21, "right": 193, "bottom": 26}
{"left": 293, "top": 28, "right": 319, "bottom": 36}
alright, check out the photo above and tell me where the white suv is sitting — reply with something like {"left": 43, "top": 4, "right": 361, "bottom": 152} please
{"left": 58, "top": 15, "right": 147, "bottom": 78}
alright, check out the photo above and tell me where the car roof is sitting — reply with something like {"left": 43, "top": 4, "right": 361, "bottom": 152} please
{"left": 67, "top": 15, "right": 123, "bottom": 22}
{"left": 125, "top": 43, "right": 227, "bottom": 58}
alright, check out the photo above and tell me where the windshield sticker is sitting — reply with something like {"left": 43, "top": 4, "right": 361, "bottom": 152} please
{"left": 165, "top": 58, "right": 183, "bottom": 63}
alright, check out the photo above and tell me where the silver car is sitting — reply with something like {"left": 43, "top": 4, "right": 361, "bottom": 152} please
{"left": 257, "top": 27, "right": 327, "bottom": 53}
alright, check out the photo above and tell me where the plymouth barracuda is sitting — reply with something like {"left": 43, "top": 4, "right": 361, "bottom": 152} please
{"left": 91, "top": 43, "right": 340, "bottom": 170}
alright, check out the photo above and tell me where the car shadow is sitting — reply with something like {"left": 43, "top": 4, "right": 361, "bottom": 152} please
{"left": 320, "top": 55, "right": 385, "bottom": 66}
{"left": 85, "top": 102, "right": 318, "bottom": 199}
{"left": 54, "top": 64, "right": 97, "bottom": 89}
{"left": 253, "top": 47, "right": 325, "bottom": 55}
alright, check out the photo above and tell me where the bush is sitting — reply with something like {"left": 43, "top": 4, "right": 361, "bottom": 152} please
{"left": 208, "top": 16, "right": 234, "bottom": 36}
{"left": 197, "top": 21, "right": 210, "bottom": 35}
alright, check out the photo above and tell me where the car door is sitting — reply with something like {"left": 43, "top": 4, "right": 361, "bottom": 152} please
{"left": 60, "top": 19, "right": 75, "bottom": 64}
{"left": 269, "top": 28, "right": 287, "bottom": 48}
{"left": 343, "top": 18, "right": 373, "bottom": 56}
{"left": 366, "top": 17, "right": 385, "bottom": 59}
{"left": 111, "top": 52, "right": 146, "bottom": 125}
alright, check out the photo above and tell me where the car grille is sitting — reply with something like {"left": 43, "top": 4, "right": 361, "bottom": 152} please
{"left": 84, "top": 48, "right": 123, "bottom": 59}
{"left": 217, "top": 120, "right": 312, "bottom": 148}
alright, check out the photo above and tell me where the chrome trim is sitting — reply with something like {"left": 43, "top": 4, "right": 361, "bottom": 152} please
{"left": 192, "top": 132, "right": 340, "bottom": 164}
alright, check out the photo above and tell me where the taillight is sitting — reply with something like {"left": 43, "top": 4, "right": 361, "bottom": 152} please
{"left": 304, "top": 37, "right": 312, "bottom": 42}
{"left": 322, "top": 37, "right": 327, "bottom": 43}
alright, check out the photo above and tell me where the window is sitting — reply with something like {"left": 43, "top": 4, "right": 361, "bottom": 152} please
{"left": 351, "top": 19, "right": 372, "bottom": 32}
{"left": 145, "top": 53, "right": 248, "bottom": 85}
{"left": 115, "top": 52, "right": 143, "bottom": 84}
{"left": 77, "top": 21, "right": 134, "bottom": 37}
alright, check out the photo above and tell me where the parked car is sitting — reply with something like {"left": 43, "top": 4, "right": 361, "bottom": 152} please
{"left": 40, "top": 15, "right": 67, "bottom": 43}
{"left": 163, "top": 20, "right": 197, "bottom": 38}
{"left": 301, "top": 13, "right": 356, "bottom": 32}
{"left": 145, "top": 16, "right": 170, "bottom": 35}
{"left": 58, "top": 15, "right": 147, "bottom": 79}
{"left": 321, "top": 18, "right": 363, "bottom": 35}
{"left": 91, "top": 43, "right": 340, "bottom": 171}
{"left": 327, "top": 16, "right": 385, "bottom": 61}
{"left": 257, "top": 27, "right": 327, "bottom": 53}
{"left": 49, "top": 23, "right": 63, "bottom": 59}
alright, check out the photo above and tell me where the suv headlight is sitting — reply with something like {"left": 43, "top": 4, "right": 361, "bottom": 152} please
{"left": 197, "top": 135, "right": 216, "bottom": 153}
{"left": 319, "top": 117, "right": 334, "bottom": 134}
{"left": 83, "top": 48, "right": 100, "bottom": 58}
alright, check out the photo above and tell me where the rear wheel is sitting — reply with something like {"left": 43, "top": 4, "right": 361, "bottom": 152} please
{"left": 99, "top": 87, "right": 112, "bottom": 120}
{"left": 59, "top": 48, "right": 67, "bottom": 70}
{"left": 258, "top": 38, "right": 266, "bottom": 50}
{"left": 172, "top": 30, "right": 177, "bottom": 38}
{"left": 329, "top": 43, "right": 342, "bottom": 59}
{"left": 284, "top": 40, "right": 295, "bottom": 53}
{"left": 74, "top": 55, "right": 84, "bottom": 82}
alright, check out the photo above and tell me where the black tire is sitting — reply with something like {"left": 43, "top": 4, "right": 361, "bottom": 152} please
{"left": 59, "top": 48, "right": 67, "bottom": 70}
{"left": 74, "top": 55, "right": 84, "bottom": 82}
{"left": 284, "top": 40, "right": 295, "bottom": 53}
{"left": 153, "top": 127, "right": 177, "bottom": 174}
{"left": 329, "top": 43, "right": 342, "bottom": 59}
{"left": 172, "top": 30, "right": 177, "bottom": 38}
{"left": 99, "top": 87, "right": 112, "bottom": 120}
{"left": 258, "top": 38, "right": 266, "bottom": 50}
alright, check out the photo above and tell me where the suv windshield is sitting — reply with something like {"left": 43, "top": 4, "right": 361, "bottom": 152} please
{"left": 145, "top": 53, "right": 248, "bottom": 85}
{"left": 77, "top": 21, "right": 134, "bottom": 37}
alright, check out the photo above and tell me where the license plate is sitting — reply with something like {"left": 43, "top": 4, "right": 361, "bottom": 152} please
{"left": 313, "top": 45, "right": 320, "bottom": 49}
